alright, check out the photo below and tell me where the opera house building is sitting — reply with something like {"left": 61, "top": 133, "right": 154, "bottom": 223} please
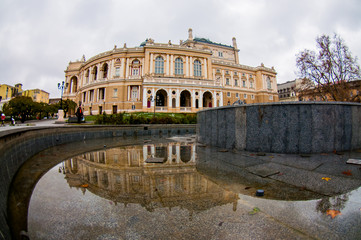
{"left": 63, "top": 29, "right": 278, "bottom": 115}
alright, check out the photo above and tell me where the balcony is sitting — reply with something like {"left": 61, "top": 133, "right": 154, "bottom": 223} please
{"left": 180, "top": 107, "right": 192, "bottom": 112}
{"left": 143, "top": 77, "right": 220, "bottom": 87}
{"left": 155, "top": 107, "right": 168, "bottom": 111}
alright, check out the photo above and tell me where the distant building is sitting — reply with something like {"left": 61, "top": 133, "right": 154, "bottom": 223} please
{"left": 0, "top": 83, "right": 23, "bottom": 102}
{"left": 22, "top": 89, "right": 50, "bottom": 103}
{"left": 63, "top": 29, "right": 278, "bottom": 115}
{"left": 49, "top": 98, "right": 61, "bottom": 105}
{"left": 298, "top": 79, "right": 361, "bottom": 102}
{"left": 277, "top": 79, "right": 305, "bottom": 101}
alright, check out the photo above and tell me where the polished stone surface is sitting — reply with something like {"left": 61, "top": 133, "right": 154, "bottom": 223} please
{"left": 9, "top": 135, "right": 360, "bottom": 239}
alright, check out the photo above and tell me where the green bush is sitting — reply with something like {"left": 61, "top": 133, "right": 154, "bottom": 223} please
{"left": 94, "top": 112, "right": 196, "bottom": 125}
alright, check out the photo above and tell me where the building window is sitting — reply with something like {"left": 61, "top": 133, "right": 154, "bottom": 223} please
{"left": 226, "top": 78, "right": 230, "bottom": 85}
{"left": 267, "top": 77, "right": 272, "bottom": 89}
{"left": 113, "top": 88, "right": 118, "bottom": 97}
{"left": 194, "top": 60, "right": 202, "bottom": 77}
{"left": 175, "top": 57, "right": 183, "bottom": 75}
{"left": 225, "top": 70, "right": 229, "bottom": 75}
{"left": 131, "top": 86, "right": 138, "bottom": 100}
{"left": 218, "top": 52, "right": 223, "bottom": 57}
{"left": 89, "top": 90, "right": 94, "bottom": 102}
{"left": 251, "top": 95, "right": 255, "bottom": 100}
{"left": 234, "top": 72, "right": 238, "bottom": 76}
{"left": 269, "top": 95, "right": 273, "bottom": 100}
{"left": 227, "top": 92, "right": 231, "bottom": 97}
{"left": 102, "top": 63, "right": 108, "bottom": 79}
{"left": 242, "top": 80, "right": 246, "bottom": 87}
{"left": 132, "top": 68, "right": 139, "bottom": 76}
{"left": 236, "top": 93, "right": 239, "bottom": 98}
{"left": 244, "top": 94, "right": 247, "bottom": 99}
{"left": 250, "top": 81, "right": 254, "bottom": 88}
{"left": 115, "top": 67, "right": 120, "bottom": 77}
{"left": 83, "top": 92, "right": 86, "bottom": 102}
{"left": 93, "top": 66, "right": 98, "bottom": 81}
{"left": 85, "top": 69, "right": 90, "bottom": 83}
{"left": 98, "top": 88, "right": 105, "bottom": 100}
{"left": 155, "top": 56, "right": 164, "bottom": 74}
{"left": 235, "top": 79, "right": 238, "bottom": 86}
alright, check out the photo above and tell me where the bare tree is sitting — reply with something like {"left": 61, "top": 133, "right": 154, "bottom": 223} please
{"left": 296, "top": 34, "right": 361, "bottom": 102}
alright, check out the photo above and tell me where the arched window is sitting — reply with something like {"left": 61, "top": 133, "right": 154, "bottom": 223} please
{"left": 267, "top": 77, "right": 272, "bottom": 89}
{"left": 194, "top": 60, "right": 202, "bottom": 77}
{"left": 93, "top": 66, "right": 98, "bottom": 80}
{"left": 102, "top": 63, "right": 108, "bottom": 79}
{"left": 175, "top": 57, "right": 183, "bottom": 75}
{"left": 155, "top": 56, "right": 164, "bottom": 74}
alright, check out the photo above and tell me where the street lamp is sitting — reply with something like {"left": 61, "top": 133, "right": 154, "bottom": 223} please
{"left": 56, "top": 81, "right": 68, "bottom": 123}
{"left": 57, "top": 81, "right": 68, "bottom": 109}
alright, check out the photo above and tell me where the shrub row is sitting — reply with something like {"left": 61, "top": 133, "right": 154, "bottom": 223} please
{"left": 94, "top": 112, "right": 197, "bottom": 125}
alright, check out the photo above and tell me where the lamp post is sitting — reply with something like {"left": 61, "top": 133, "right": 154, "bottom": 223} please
{"left": 57, "top": 81, "right": 67, "bottom": 109}
{"left": 56, "top": 81, "right": 67, "bottom": 123}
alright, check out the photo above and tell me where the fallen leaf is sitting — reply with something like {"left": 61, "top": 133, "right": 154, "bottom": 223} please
{"left": 218, "top": 149, "right": 228, "bottom": 152}
{"left": 218, "top": 222, "right": 223, "bottom": 226}
{"left": 278, "top": 172, "right": 284, "bottom": 176}
{"left": 342, "top": 170, "right": 352, "bottom": 176}
{"left": 81, "top": 184, "right": 89, "bottom": 188}
{"left": 250, "top": 154, "right": 255, "bottom": 156}
{"left": 322, "top": 177, "right": 331, "bottom": 181}
{"left": 249, "top": 207, "right": 260, "bottom": 215}
{"left": 326, "top": 209, "right": 341, "bottom": 219}
{"left": 269, "top": 156, "right": 274, "bottom": 158}
{"left": 321, "top": 153, "right": 329, "bottom": 156}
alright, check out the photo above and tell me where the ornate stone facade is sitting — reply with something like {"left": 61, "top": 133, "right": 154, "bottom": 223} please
{"left": 63, "top": 29, "right": 278, "bottom": 115}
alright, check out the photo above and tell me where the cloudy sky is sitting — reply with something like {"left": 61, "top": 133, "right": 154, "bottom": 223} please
{"left": 1, "top": 0, "right": 360, "bottom": 98}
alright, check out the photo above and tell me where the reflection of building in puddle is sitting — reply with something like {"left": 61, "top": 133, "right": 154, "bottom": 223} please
{"left": 62, "top": 142, "right": 238, "bottom": 213}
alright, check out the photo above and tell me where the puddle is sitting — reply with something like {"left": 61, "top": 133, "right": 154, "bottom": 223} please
{"left": 8, "top": 135, "right": 361, "bottom": 239}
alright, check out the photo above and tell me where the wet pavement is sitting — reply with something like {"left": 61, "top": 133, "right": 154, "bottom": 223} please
{"left": 8, "top": 135, "right": 361, "bottom": 240}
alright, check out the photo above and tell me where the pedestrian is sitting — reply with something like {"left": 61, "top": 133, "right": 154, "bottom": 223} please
{"left": 1, "top": 113, "right": 5, "bottom": 126}
{"left": 76, "top": 104, "right": 83, "bottom": 123}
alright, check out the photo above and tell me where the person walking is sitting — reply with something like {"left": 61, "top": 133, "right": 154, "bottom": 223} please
{"left": 75, "top": 104, "right": 83, "bottom": 123}
{"left": 1, "top": 113, "right": 5, "bottom": 126}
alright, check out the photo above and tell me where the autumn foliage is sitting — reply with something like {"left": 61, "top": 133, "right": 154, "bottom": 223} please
{"left": 296, "top": 34, "right": 361, "bottom": 102}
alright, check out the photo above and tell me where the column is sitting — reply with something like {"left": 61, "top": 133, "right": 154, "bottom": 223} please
{"left": 176, "top": 89, "right": 180, "bottom": 107}
{"left": 170, "top": 55, "right": 174, "bottom": 76}
{"left": 127, "top": 86, "right": 130, "bottom": 101}
{"left": 213, "top": 91, "right": 217, "bottom": 107}
{"left": 191, "top": 90, "right": 195, "bottom": 108}
{"left": 220, "top": 92, "right": 223, "bottom": 107}
{"left": 150, "top": 54, "right": 154, "bottom": 74}
{"left": 143, "top": 87, "right": 148, "bottom": 107}
{"left": 199, "top": 90, "right": 203, "bottom": 108}
{"left": 151, "top": 88, "right": 155, "bottom": 107}
{"left": 125, "top": 58, "right": 129, "bottom": 78}
{"left": 109, "top": 59, "right": 114, "bottom": 79}
{"left": 168, "top": 89, "right": 172, "bottom": 108}
{"left": 204, "top": 59, "right": 207, "bottom": 79}
{"left": 121, "top": 58, "right": 125, "bottom": 78}
{"left": 190, "top": 57, "right": 193, "bottom": 77}
{"left": 185, "top": 57, "right": 189, "bottom": 77}
{"left": 166, "top": 54, "right": 169, "bottom": 75}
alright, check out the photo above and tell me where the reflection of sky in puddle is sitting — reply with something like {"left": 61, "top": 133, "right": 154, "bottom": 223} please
{"left": 28, "top": 141, "right": 361, "bottom": 239}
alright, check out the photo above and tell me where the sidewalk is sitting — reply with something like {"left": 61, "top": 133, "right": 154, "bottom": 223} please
{"left": 0, "top": 119, "right": 64, "bottom": 132}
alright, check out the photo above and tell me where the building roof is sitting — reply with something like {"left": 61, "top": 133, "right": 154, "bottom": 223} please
{"left": 193, "top": 37, "right": 233, "bottom": 49}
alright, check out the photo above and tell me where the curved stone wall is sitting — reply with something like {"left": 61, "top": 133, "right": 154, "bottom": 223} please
{"left": 197, "top": 102, "right": 361, "bottom": 154}
{"left": 0, "top": 125, "right": 196, "bottom": 240}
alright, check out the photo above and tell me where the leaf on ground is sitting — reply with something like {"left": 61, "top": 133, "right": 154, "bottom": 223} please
{"left": 81, "top": 184, "right": 89, "bottom": 188}
{"left": 218, "top": 222, "right": 223, "bottom": 226}
{"left": 249, "top": 207, "right": 260, "bottom": 215}
{"left": 326, "top": 209, "right": 341, "bottom": 219}
{"left": 342, "top": 170, "right": 352, "bottom": 176}
{"left": 322, "top": 177, "right": 331, "bottom": 181}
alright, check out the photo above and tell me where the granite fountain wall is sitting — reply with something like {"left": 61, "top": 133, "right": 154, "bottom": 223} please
{"left": 198, "top": 102, "right": 361, "bottom": 154}
{"left": 0, "top": 125, "right": 196, "bottom": 240}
